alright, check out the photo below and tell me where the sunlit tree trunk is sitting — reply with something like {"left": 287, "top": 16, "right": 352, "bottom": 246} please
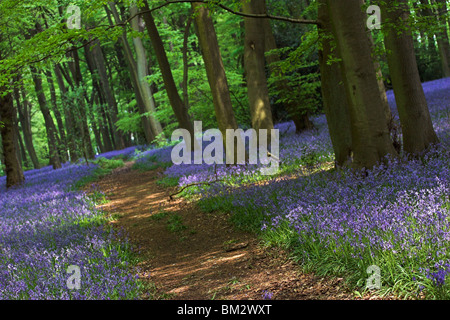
{"left": 192, "top": 2, "right": 242, "bottom": 162}
{"left": 242, "top": 0, "right": 275, "bottom": 139}
{"left": 129, "top": 4, "right": 164, "bottom": 142}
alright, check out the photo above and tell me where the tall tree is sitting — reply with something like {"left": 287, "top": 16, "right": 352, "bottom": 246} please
{"left": 140, "top": 0, "right": 197, "bottom": 145}
{"left": 13, "top": 79, "right": 41, "bottom": 169}
{"left": 67, "top": 48, "right": 96, "bottom": 158}
{"left": 242, "top": 0, "right": 275, "bottom": 138}
{"left": 317, "top": 0, "right": 352, "bottom": 167}
{"left": 326, "top": 0, "right": 398, "bottom": 169}
{"left": 54, "top": 63, "right": 81, "bottom": 161}
{"left": 431, "top": 0, "right": 450, "bottom": 77}
{"left": 378, "top": 0, "right": 439, "bottom": 155}
{"left": 192, "top": 2, "right": 243, "bottom": 162}
{"left": 45, "top": 70, "right": 68, "bottom": 163}
{"left": 129, "top": 4, "right": 165, "bottom": 142}
{"left": 90, "top": 39, "right": 126, "bottom": 150}
{"left": 30, "top": 65, "right": 62, "bottom": 169}
{"left": 0, "top": 80, "right": 25, "bottom": 187}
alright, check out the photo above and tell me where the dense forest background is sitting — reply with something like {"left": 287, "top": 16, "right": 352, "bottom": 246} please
{"left": 0, "top": 0, "right": 449, "bottom": 182}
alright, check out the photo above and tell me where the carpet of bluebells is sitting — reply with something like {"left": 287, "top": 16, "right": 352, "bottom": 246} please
{"left": 2, "top": 77, "right": 450, "bottom": 299}
{"left": 145, "top": 77, "right": 450, "bottom": 298}
{"left": 0, "top": 164, "right": 141, "bottom": 299}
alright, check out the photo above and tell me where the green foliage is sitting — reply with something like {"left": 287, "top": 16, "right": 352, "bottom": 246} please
{"left": 267, "top": 30, "right": 322, "bottom": 117}
{"left": 92, "top": 157, "right": 124, "bottom": 170}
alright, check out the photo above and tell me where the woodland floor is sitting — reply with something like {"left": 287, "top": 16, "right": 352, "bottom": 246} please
{"left": 93, "top": 161, "right": 398, "bottom": 300}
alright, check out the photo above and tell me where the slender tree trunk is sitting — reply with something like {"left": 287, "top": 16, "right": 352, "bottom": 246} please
{"left": 140, "top": 0, "right": 197, "bottom": 144}
{"left": 89, "top": 92, "right": 105, "bottom": 154}
{"left": 242, "top": 0, "right": 275, "bottom": 138}
{"left": 68, "top": 49, "right": 96, "bottom": 158}
{"left": 379, "top": 0, "right": 439, "bottom": 155}
{"left": 83, "top": 44, "right": 114, "bottom": 153}
{"left": 30, "top": 66, "right": 62, "bottom": 169}
{"left": 107, "top": 2, "right": 156, "bottom": 145}
{"left": 182, "top": 13, "right": 192, "bottom": 109}
{"left": 326, "top": 0, "right": 397, "bottom": 169}
{"left": 15, "top": 125, "right": 28, "bottom": 168}
{"left": 192, "top": 2, "right": 243, "bottom": 162}
{"left": 130, "top": 4, "right": 164, "bottom": 142}
{"left": 14, "top": 81, "right": 41, "bottom": 169}
{"left": 91, "top": 39, "right": 126, "bottom": 150}
{"left": 0, "top": 84, "right": 25, "bottom": 187}
{"left": 45, "top": 70, "right": 68, "bottom": 163}
{"left": 54, "top": 64, "right": 80, "bottom": 162}
{"left": 261, "top": 0, "right": 314, "bottom": 133}
{"left": 432, "top": 0, "right": 450, "bottom": 77}
{"left": 317, "top": 0, "right": 353, "bottom": 167}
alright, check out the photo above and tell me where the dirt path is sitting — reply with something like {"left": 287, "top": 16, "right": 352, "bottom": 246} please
{"left": 92, "top": 162, "right": 365, "bottom": 300}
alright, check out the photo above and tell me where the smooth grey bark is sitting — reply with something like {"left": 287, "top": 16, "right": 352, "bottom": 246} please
{"left": 129, "top": 4, "right": 165, "bottom": 142}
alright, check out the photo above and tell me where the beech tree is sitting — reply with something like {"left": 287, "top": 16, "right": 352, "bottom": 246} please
{"left": 242, "top": 0, "right": 275, "bottom": 139}
{"left": 326, "top": 0, "right": 398, "bottom": 169}
{"left": 191, "top": 2, "right": 242, "bottom": 161}
{"left": 317, "top": 0, "right": 353, "bottom": 167}
{"left": 140, "top": 0, "right": 197, "bottom": 144}
{"left": 378, "top": 0, "right": 439, "bottom": 155}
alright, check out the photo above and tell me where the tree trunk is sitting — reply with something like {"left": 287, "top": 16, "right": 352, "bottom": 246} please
{"left": 14, "top": 81, "right": 41, "bottom": 169}
{"left": 317, "top": 0, "right": 353, "bottom": 167}
{"left": 326, "top": 0, "right": 398, "bottom": 169}
{"left": 379, "top": 0, "right": 439, "bottom": 155}
{"left": 192, "top": 2, "right": 242, "bottom": 162}
{"left": 45, "top": 70, "right": 68, "bottom": 163}
{"left": 91, "top": 39, "right": 126, "bottom": 150}
{"left": 0, "top": 85, "right": 25, "bottom": 188}
{"left": 54, "top": 64, "right": 80, "bottom": 162}
{"left": 432, "top": 0, "right": 450, "bottom": 77}
{"left": 242, "top": 0, "right": 275, "bottom": 137}
{"left": 107, "top": 2, "right": 156, "bottom": 145}
{"left": 68, "top": 49, "right": 96, "bottom": 159}
{"left": 30, "top": 66, "right": 62, "bottom": 169}
{"left": 129, "top": 4, "right": 164, "bottom": 143}
{"left": 140, "top": 0, "right": 196, "bottom": 144}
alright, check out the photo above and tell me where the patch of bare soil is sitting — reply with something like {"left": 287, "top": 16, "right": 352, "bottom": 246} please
{"left": 92, "top": 162, "right": 396, "bottom": 300}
